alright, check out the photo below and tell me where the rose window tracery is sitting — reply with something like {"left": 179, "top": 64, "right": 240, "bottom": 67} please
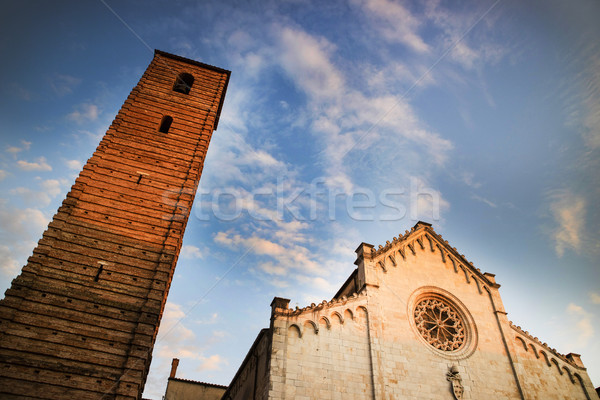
{"left": 414, "top": 298, "right": 466, "bottom": 351}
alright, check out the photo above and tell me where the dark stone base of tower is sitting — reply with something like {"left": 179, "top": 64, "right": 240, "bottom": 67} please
{"left": 0, "top": 50, "right": 230, "bottom": 399}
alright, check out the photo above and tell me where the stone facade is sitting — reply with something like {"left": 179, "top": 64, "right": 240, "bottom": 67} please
{"left": 223, "top": 221, "right": 598, "bottom": 399}
{"left": 0, "top": 51, "right": 230, "bottom": 399}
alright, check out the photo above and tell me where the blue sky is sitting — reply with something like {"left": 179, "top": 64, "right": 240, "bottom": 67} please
{"left": 1, "top": 0, "right": 599, "bottom": 398}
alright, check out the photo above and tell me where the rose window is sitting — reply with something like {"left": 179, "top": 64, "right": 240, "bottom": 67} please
{"left": 414, "top": 298, "right": 466, "bottom": 351}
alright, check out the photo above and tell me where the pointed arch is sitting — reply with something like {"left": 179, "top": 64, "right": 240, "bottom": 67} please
{"left": 540, "top": 350, "right": 551, "bottom": 366}
{"left": 562, "top": 367, "right": 575, "bottom": 383}
{"left": 574, "top": 373, "right": 593, "bottom": 400}
{"left": 319, "top": 316, "right": 331, "bottom": 330}
{"left": 461, "top": 266, "right": 470, "bottom": 283}
{"left": 551, "top": 358, "right": 563, "bottom": 374}
{"left": 397, "top": 247, "right": 406, "bottom": 260}
{"left": 416, "top": 237, "right": 424, "bottom": 250}
{"left": 331, "top": 311, "right": 343, "bottom": 325}
{"left": 472, "top": 276, "right": 482, "bottom": 294}
{"left": 303, "top": 320, "right": 318, "bottom": 334}
{"left": 388, "top": 254, "right": 396, "bottom": 266}
{"left": 529, "top": 343, "right": 539, "bottom": 359}
{"left": 449, "top": 256, "right": 458, "bottom": 273}
{"left": 426, "top": 234, "right": 435, "bottom": 252}
{"left": 344, "top": 308, "right": 354, "bottom": 322}
{"left": 516, "top": 336, "right": 528, "bottom": 351}
{"left": 436, "top": 244, "right": 446, "bottom": 263}
{"left": 288, "top": 323, "right": 302, "bottom": 338}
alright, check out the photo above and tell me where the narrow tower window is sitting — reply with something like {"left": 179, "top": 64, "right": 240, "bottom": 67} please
{"left": 172, "top": 73, "right": 194, "bottom": 94}
{"left": 159, "top": 116, "right": 173, "bottom": 133}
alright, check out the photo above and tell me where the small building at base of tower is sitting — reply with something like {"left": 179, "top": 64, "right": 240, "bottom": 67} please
{"left": 163, "top": 358, "right": 226, "bottom": 400}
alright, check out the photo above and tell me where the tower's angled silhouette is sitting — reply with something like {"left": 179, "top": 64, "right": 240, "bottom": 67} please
{"left": 0, "top": 50, "right": 230, "bottom": 399}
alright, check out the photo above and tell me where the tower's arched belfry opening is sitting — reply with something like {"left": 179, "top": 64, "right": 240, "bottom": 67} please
{"left": 0, "top": 50, "right": 230, "bottom": 399}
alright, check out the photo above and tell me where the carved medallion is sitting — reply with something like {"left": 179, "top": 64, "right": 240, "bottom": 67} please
{"left": 446, "top": 366, "right": 464, "bottom": 400}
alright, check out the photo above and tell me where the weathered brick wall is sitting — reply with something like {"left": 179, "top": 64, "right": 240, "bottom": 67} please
{"left": 263, "top": 222, "right": 598, "bottom": 399}
{"left": 0, "top": 50, "right": 229, "bottom": 399}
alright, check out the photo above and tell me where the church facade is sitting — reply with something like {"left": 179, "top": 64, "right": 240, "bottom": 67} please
{"left": 220, "top": 221, "right": 597, "bottom": 399}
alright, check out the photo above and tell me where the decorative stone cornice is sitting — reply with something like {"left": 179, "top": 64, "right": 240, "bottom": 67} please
{"left": 271, "top": 289, "right": 368, "bottom": 318}
{"left": 370, "top": 221, "right": 499, "bottom": 291}
{"left": 509, "top": 321, "right": 584, "bottom": 371}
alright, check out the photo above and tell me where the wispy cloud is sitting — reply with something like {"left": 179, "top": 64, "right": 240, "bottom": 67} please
{"left": 214, "top": 231, "right": 320, "bottom": 275}
{"left": 579, "top": 53, "right": 600, "bottom": 150}
{"left": 180, "top": 245, "right": 203, "bottom": 259}
{"left": 64, "top": 159, "right": 82, "bottom": 170}
{"left": 16, "top": 156, "right": 52, "bottom": 172}
{"left": 50, "top": 74, "right": 81, "bottom": 96}
{"left": 196, "top": 354, "right": 227, "bottom": 372}
{"left": 9, "top": 179, "right": 63, "bottom": 207}
{"left": 352, "top": 0, "right": 429, "bottom": 53}
{"left": 272, "top": 25, "right": 453, "bottom": 192}
{"left": 6, "top": 140, "right": 32, "bottom": 155}
{"left": 471, "top": 194, "right": 497, "bottom": 208}
{"left": 0, "top": 203, "right": 49, "bottom": 279}
{"left": 548, "top": 190, "right": 586, "bottom": 257}
{"left": 7, "top": 82, "right": 32, "bottom": 101}
{"left": 67, "top": 103, "right": 99, "bottom": 124}
{"left": 590, "top": 292, "right": 600, "bottom": 305}
{"left": 566, "top": 303, "right": 594, "bottom": 347}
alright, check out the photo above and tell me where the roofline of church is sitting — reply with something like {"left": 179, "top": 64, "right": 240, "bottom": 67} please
{"left": 369, "top": 221, "right": 499, "bottom": 289}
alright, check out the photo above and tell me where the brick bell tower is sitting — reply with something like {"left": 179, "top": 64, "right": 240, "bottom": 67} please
{"left": 0, "top": 50, "right": 230, "bottom": 399}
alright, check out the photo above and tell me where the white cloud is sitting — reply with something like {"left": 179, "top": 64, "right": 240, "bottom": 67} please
{"left": 0, "top": 245, "right": 22, "bottom": 277}
{"left": 0, "top": 205, "right": 49, "bottom": 239}
{"left": 0, "top": 204, "right": 48, "bottom": 284}
{"left": 196, "top": 354, "right": 227, "bottom": 372}
{"left": 548, "top": 191, "right": 585, "bottom": 257}
{"left": 566, "top": 303, "right": 594, "bottom": 346}
{"left": 590, "top": 292, "right": 600, "bottom": 305}
{"left": 67, "top": 103, "right": 99, "bottom": 124}
{"left": 272, "top": 25, "right": 453, "bottom": 193}
{"left": 17, "top": 156, "right": 52, "bottom": 172}
{"left": 196, "top": 313, "right": 219, "bottom": 325}
{"left": 214, "top": 230, "right": 321, "bottom": 275}
{"left": 65, "top": 159, "right": 82, "bottom": 170}
{"left": 180, "top": 245, "right": 203, "bottom": 259}
{"left": 258, "top": 262, "right": 287, "bottom": 276}
{"left": 276, "top": 26, "right": 344, "bottom": 102}
{"left": 6, "top": 140, "right": 32, "bottom": 155}
{"left": 352, "top": 0, "right": 428, "bottom": 53}
{"left": 9, "top": 179, "right": 63, "bottom": 207}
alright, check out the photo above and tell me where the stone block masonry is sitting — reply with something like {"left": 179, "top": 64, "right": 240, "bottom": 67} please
{"left": 0, "top": 50, "right": 230, "bottom": 400}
